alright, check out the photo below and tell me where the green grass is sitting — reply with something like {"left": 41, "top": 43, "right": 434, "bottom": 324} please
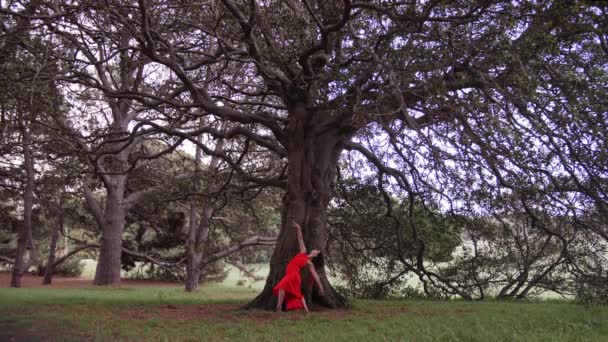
{"left": 1, "top": 284, "right": 607, "bottom": 341}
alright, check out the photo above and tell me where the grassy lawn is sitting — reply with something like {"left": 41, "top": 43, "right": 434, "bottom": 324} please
{"left": 1, "top": 282, "right": 607, "bottom": 341}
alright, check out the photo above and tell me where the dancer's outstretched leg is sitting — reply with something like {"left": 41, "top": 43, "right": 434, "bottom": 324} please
{"left": 301, "top": 297, "right": 309, "bottom": 313}
{"left": 276, "top": 289, "right": 285, "bottom": 312}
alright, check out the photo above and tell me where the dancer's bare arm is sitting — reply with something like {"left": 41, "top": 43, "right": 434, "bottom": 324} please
{"left": 307, "top": 262, "right": 324, "bottom": 296}
{"left": 293, "top": 222, "right": 307, "bottom": 254}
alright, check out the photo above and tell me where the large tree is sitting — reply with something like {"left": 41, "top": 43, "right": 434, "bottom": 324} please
{"left": 43, "top": 5, "right": 177, "bottom": 285}
{"left": 123, "top": 0, "right": 607, "bottom": 309}
{"left": 0, "top": 0, "right": 66, "bottom": 286}
{"left": 6, "top": 0, "right": 606, "bottom": 308}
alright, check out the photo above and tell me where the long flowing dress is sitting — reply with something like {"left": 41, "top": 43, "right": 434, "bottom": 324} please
{"left": 273, "top": 252, "right": 309, "bottom": 310}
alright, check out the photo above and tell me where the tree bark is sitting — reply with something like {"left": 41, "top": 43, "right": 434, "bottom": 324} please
{"left": 185, "top": 120, "right": 223, "bottom": 292}
{"left": 11, "top": 124, "right": 36, "bottom": 288}
{"left": 83, "top": 117, "right": 138, "bottom": 286}
{"left": 70, "top": 30, "right": 148, "bottom": 286}
{"left": 43, "top": 192, "right": 66, "bottom": 285}
{"left": 185, "top": 206, "right": 210, "bottom": 292}
{"left": 94, "top": 185, "right": 127, "bottom": 285}
{"left": 185, "top": 128, "right": 205, "bottom": 292}
{"left": 42, "top": 216, "right": 61, "bottom": 285}
{"left": 185, "top": 255, "right": 202, "bottom": 291}
{"left": 246, "top": 104, "right": 350, "bottom": 310}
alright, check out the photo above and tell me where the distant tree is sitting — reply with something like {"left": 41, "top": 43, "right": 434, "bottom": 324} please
{"left": 36, "top": 157, "right": 83, "bottom": 285}
{"left": 44, "top": 8, "right": 178, "bottom": 285}
{"left": 0, "top": 2, "right": 65, "bottom": 286}
{"left": 0, "top": 193, "right": 21, "bottom": 268}
{"left": 327, "top": 177, "right": 462, "bottom": 299}
{"left": 119, "top": 138, "right": 279, "bottom": 288}
{"left": 328, "top": 177, "right": 606, "bottom": 301}
{"left": 440, "top": 213, "right": 570, "bottom": 300}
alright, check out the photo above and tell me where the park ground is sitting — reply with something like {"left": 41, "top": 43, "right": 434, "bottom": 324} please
{"left": 1, "top": 272, "right": 607, "bottom": 341}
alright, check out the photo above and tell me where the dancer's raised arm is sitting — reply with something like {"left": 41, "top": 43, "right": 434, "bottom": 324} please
{"left": 293, "top": 222, "right": 307, "bottom": 254}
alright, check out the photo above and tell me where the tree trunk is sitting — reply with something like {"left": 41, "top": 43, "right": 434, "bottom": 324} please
{"left": 43, "top": 194, "right": 65, "bottom": 285}
{"left": 185, "top": 206, "right": 210, "bottom": 292}
{"left": 42, "top": 220, "right": 60, "bottom": 285}
{"left": 10, "top": 224, "right": 29, "bottom": 288}
{"left": 76, "top": 36, "right": 144, "bottom": 286}
{"left": 185, "top": 121, "right": 222, "bottom": 292}
{"left": 94, "top": 187, "right": 126, "bottom": 285}
{"left": 84, "top": 127, "right": 132, "bottom": 286}
{"left": 185, "top": 254, "right": 202, "bottom": 291}
{"left": 246, "top": 104, "right": 350, "bottom": 310}
{"left": 11, "top": 125, "right": 36, "bottom": 288}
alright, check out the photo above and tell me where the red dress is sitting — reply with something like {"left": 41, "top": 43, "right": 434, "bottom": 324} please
{"left": 273, "top": 253, "right": 309, "bottom": 310}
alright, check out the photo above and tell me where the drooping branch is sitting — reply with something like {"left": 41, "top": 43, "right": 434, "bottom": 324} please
{"left": 82, "top": 181, "right": 104, "bottom": 230}
{"left": 201, "top": 235, "right": 277, "bottom": 265}
{"left": 226, "top": 259, "right": 266, "bottom": 282}
{"left": 50, "top": 244, "right": 98, "bottom": 269}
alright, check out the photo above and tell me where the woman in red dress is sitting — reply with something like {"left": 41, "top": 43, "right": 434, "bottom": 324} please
{"left": 273, "top": 222, "right": 324, "bottom": 312}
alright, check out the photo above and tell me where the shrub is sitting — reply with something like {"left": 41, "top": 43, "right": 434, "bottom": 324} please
{"left": 575, "top": 273, "right": 608, "bottom": 305}
{"left": 36, "top": 258, "right": 84, "bottom": 277}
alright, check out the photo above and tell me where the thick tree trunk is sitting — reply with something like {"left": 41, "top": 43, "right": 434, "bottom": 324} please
{"left": 11, "top": 125, "right": 36, "bottom": 288}
{"left": 43, "top": 194, "right": 65, "bottom": 285}
{"left": 42, "top": 220, "right": 60, "bottom": 285}
{"left": 246, "top": 104, "right": 350, "bottom": 310}
{"left": 10, "top": 224, "right": 29, "bottom": 288}
{"left": 185, "top": 206, "right": 210, "bottom": 292}
{"left": 185, "top": 204, "right": 200, "bottom": 291}
{"left": 185, "top": 124, "right": 221, "bottom": 292}
{"left": 85, "top": 151, "right": 147, "bottom": 286}
{"left": 185, "top": 255, "right": 202, "bottom": 291}
{"left": 11, "top": 229, "right": 28, "bottom": 288}
{"left": 94, "top": 187, "right": 126, "bottom": 285}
